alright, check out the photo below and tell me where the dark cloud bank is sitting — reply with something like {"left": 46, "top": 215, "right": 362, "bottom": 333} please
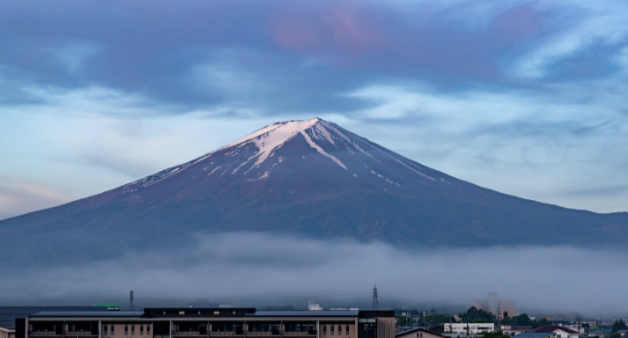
{"left": 2, "top": 232, "right": 627, "bottom": 317}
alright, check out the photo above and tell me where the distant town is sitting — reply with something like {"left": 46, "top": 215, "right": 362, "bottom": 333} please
{"left": 2, "top": 290, "right": 626, "bottom": 338}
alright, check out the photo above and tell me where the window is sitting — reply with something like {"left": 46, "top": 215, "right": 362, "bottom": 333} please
{"left": 125, "top": 325, "right": 128, "bottom": 335}
{"left": 132, "top": 325, "right": 135, "bottom": 335}
{"left": 323, "top": 326, "right": 327, "bottom": 335}
{"left": 346, "top": 325, "right": 349, "bottom": 335}
{"left": 331, "top": 325, "right": 334, "bottom": 335}
{"left": 111, "top": 326, "right": 115, "bottom": 334}
{"left": 338, "top": 326, "right": 341, "bottom": 335}
{"left": 140, "top": 326, "right": 144, "bottom": 335}
{"left": 104, "top": 326, "right": 108, "bottom": 335}
{"left": 147, "top": 326, "right": 150, "bottom": 334}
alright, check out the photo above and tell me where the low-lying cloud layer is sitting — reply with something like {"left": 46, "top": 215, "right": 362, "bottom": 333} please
{"left": 4, "top": 232, "right": 627, "bottom": 316}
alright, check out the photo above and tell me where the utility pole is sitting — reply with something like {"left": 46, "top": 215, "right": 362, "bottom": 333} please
{"left": 372, "top": 285, "right": 379, "bottom": 310}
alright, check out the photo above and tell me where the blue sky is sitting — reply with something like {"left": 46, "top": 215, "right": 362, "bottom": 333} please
{"left": 1, "top": 0, "right": 628, "bottom": 220}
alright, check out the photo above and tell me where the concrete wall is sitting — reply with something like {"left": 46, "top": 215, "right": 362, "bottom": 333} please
{"left": 376, "top": 318, "right": 395, "bottom": 338}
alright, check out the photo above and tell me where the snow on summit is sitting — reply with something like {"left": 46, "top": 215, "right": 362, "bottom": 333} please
{"left": 123, "top": 117, "right": 441, "bottom": 193}
{"left": 225, "top": 117, "right": 347, "bottom": 171}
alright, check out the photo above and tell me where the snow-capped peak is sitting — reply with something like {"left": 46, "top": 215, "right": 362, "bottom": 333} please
{"left": 123, "top": 117, "right": 440, "bottom": 194}
{"left": 221, "top": 117, "right": 348, "bottom": 172}
{"left": 224, "top": 117, "right": 323, "bottom": 150}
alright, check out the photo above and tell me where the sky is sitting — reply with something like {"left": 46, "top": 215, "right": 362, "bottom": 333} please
{"left": 1, "top": 0, "right": 628, "bottom": 220}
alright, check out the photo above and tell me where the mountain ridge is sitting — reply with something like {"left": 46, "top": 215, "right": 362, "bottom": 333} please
{"left": 1, "top": 117, "right": 627, "bottom": 265}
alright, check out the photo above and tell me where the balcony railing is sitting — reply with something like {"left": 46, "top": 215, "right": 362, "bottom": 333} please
{"left": 246, "top": 332, "right": 280, "bottom": 336}
{"left": 210, "top": 332, "right": 240, "bottom": 336}
{"left": 173, "top": 332, "right": 205, "bottom": 336}
{"left": 30, "top": 331, "right": 58, "bottom": 336}
{"left": 66, "top": 332, "right": 97, "bottom": 336}
{"left": 283, "top": 332, "right": 317, "bottom": 336}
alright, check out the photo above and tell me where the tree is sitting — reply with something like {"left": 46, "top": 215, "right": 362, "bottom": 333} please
{"left": 397, "top": 316, "right": 411, "bottom": 326}
{"left": 459, "top": 307, "right": 496, "bottom": 324}
{"left": 612, "top": 319, "right": 628, "bottom": 333}
{"left": 424, "top": 313, "right": 457, "bottom": 325}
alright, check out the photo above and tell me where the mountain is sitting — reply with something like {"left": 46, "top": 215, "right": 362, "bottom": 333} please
{"left": 1, "top": 117, "right": 627, "bottom": 263}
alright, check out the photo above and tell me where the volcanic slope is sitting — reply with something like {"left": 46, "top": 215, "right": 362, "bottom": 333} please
{"left": 1, "top": 118, "right": 627, "bottom": 262}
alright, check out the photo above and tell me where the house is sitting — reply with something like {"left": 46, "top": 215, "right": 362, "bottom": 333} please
{"left": 396, "top": 328, "right": 442, "bottom": 338}
{"left": 533, "top": 326, "right": 579, "bottom": 338}
{"left": 0, "top": 326, "right": 15, "bottom": 338}
{"left": 441, "top": 334, "right": 477, "bottom": 338}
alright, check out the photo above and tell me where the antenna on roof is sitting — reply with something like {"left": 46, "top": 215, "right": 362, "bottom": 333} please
{"left": 372, "top": 285, "right": 379, "bottom": 310}
{"left": 130, "top": 290, "right": 134, "bottom": 311}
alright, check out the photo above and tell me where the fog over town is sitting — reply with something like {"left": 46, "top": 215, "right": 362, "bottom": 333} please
{"left": 2, "top": 232, "right": 626, "bottom": 316}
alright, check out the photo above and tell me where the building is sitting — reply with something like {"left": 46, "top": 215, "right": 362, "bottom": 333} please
{"left": 1, "top": 326, "right": 14, "bottom": 338}
{"left": 395, "top": 328, "right": 442, "bottom": 338}
{"left": 533, "top": 326, "right": 579, "bottom": 338}
{"left": 500, "top": 326, "right": 532, "bottom": 336}
{"left": 443, "top": 324, "right": 494, "bottom": 335}
{"left": 615, "top": 329, "right": 628, "bottom": 337}
{"left": 2, "top": 307, "right": 112, "bottom": 338}
{"left": 441, "top": 334, "right": 477, "bottom": 338}
{"left": 17, "top": 308, "right": 395, "bottom": 338}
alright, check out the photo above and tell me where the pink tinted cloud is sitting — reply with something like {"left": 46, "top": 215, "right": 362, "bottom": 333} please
{"left": 270, "top": 2, "right": 386, "bottom": 60}
{"left": 325, "top": 3, "right": 386, "bottom": 51}
{"left": 492, "top": 4, "right": 544, "bottom": 42}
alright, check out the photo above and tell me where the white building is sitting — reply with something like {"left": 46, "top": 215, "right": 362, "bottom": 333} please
{"left": 445, "top": 323, "right": 494, "bottom": 334}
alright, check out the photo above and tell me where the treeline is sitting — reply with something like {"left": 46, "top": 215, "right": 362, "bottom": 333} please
{"left": 393, "top": 308, "right": 456, "bottom": 326}
{"left": 395, "top": 306, "right": 549, "bottom": 328}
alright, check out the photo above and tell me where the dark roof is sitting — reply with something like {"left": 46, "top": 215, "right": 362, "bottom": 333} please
{"left": 0, "top": 307, "right": 109, "bottom": 329}
{"left": 514, "top": 333, "right": 554, "bottom": 338}
{"left": 248, "top": 311, "right": 360, "bottom": 317}
{"left": 359, "top": 310, "right": 395, "bottom": 318}
{"left": 534, "top": 326, "right": 578, "bottom": 334}
{"left": 31, "top": 311, "right": 144, "bottom": 318}
{"left": 396, "top": 327, "right": 441, "bottom": 337}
